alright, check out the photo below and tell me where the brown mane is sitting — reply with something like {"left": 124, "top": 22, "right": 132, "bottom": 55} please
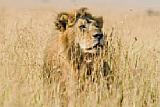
{"left": 54, "top": 7, "right": 96, "bottom": 32}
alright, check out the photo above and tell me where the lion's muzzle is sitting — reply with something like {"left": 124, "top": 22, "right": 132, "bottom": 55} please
{"left": 93, "top": 32, "right": 104, "bottom": 47}
{"left": 84, "top": 32, "right": 104, "bottom": 53}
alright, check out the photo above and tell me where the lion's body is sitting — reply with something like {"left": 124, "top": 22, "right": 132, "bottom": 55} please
{"left": 43, "top": 29, "right": 73, "bottom": 82}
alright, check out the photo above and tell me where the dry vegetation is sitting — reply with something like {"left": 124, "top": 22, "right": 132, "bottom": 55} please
{"left": 0, "top": 8, "right": 160, "bottom": 107}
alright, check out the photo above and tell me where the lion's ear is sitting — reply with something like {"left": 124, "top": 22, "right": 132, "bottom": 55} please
{"left": 54, "top": 12, "right": 69, "bottom": 32}
{"left": 76, "top": 7, "right": 93, "bottom": 19}
{"left": 76, "top": 7, "right": 88, "bottom": 17}
{"left": 54, "top": 12, "right": 76, "bottom": 32}
{"left": 95, "top": 16, "right": 103, "bottom": 28}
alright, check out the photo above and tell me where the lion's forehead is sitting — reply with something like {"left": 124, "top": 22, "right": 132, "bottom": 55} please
{"left": 77, "top": 18, "right": 96, "bottom": 25}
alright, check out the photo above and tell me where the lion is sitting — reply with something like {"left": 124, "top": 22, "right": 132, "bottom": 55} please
{"left": 43, "top": 7, "right": 111, "bottom": 107}
{"left": 43, "top": 7, "right": 110, "bottom": 84}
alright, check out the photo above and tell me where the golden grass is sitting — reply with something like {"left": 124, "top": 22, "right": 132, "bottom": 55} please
{"left": 0, "top": 8, "right": 160, "bottom": 107}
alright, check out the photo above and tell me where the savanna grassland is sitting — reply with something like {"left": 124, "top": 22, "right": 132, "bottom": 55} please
{"left": 0, "top": 7, "right": 160, "bottom": 107}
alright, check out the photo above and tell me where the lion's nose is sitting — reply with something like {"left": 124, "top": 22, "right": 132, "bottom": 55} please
{"left": 93, "top": 33, "right": 103, "bottom": 40}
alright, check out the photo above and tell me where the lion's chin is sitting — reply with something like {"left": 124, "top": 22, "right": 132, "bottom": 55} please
{"left": 83, "top": 47, "right": 103, "bottom": 63}
{"left": 83, "top": 48, "right": 98, "bottom": 53}
{"left": 83, "top": 44, "right": 103, "bottom": 54}
{"left": 83, "top": 47, "right": 103, "bottom": 54}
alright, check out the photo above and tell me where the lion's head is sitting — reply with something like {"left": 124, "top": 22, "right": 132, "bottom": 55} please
{"left": 55, "top": 7, "right": 104, "bottom": 54}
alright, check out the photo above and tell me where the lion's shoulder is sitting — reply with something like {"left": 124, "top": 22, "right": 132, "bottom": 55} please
{"left": 44, "top": 30, "right": 74, "bottom": 61}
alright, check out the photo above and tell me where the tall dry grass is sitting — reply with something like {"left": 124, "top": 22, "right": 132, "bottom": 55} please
{"left": 0, "top": 8, "right": 160, "bottom": 107}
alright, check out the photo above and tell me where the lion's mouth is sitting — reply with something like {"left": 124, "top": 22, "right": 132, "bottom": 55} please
{"left": 84, "top": 43, "right": 103, "bottom": 53}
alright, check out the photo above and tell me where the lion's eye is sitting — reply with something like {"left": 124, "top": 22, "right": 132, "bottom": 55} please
{"left": 86, "top": 19, "right": 91, "bottom": 23}
{"left": 95, "top": 25, "right": 99, "bottom": 28}
{"left": 79, "top": 25, "right": 86, "bottom": 29}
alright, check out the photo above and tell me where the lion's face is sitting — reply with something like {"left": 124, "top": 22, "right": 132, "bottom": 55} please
{"left": 74, "top": 17, "right": 104, "bottom": 53}
{"left": 55, "top": 7, "right": 104, "bottom": 53}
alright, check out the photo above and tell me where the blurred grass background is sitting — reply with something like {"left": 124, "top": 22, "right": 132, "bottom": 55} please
{"left": 0, "top": 7, "right": 160, "bottom": 107}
